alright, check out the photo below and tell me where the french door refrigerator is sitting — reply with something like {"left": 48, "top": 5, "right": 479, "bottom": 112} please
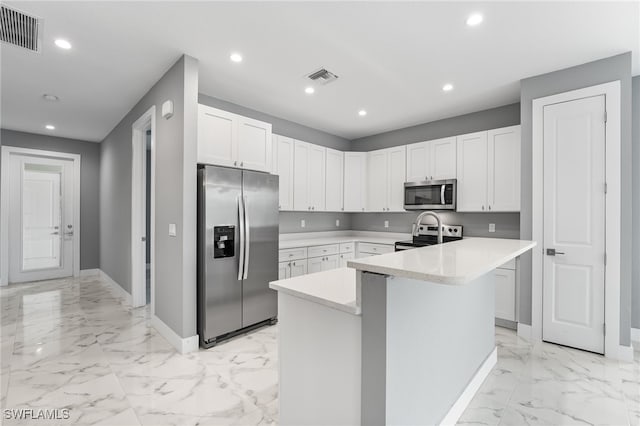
{"left": 197, "top": 165, "right": 278, "bottom": 348}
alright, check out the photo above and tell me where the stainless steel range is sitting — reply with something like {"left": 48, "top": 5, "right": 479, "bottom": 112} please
{"left": 395, "top": 224, "right": 463, "bottom": 251}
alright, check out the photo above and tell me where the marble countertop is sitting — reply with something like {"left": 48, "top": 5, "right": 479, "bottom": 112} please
{"left": 269, "top": 268, "right": 360, "bottom": 315}
{"left": 279, "top": 231, "right": 407, "bottom": 250}
{"left": 347, "top": 237, "right": 536, "bottom": 285}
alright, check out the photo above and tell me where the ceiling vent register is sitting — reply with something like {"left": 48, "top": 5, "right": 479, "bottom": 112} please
{"left": 306, "top": 68, "right": 339, "bottom": 85}
{"left": 0, "top": 5, "right": 41, "bottom": 52}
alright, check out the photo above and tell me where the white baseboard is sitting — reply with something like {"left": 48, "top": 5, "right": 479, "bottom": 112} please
{"left": 151, "top": 314, "right": 199, "bottom": 354}
{"left": 616, "top": 344, "right": 635, "bottom": 362}
{"left": 631, "top": 328, "right": 640, "bottom": 344}
{"left": 99, "top": 269, "right": 132, "bottom": 305}
{"left": 439, "top": 347, "right": 497, "bottom": 426}
{"left": 80, "top": 268, "right": 100, "bottom": 277}
{"left": 517, "top": 323, "right": 532, "bottom": 341}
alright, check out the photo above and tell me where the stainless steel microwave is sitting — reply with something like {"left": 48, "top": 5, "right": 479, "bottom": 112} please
{"left": 404, "top": 179, "right": 457, "bottom": 210}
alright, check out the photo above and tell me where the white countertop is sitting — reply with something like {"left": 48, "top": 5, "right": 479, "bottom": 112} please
{"left": 279, "top": 231, "right": 408, "bottom": 250}
{"left": 347, "top": 237, "right": 536, "bottom": 285}
{"left": 270, "top": 267, "right": 360, "bottom": 315}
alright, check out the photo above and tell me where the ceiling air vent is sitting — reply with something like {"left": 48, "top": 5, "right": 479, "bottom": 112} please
{"left": 0, "top": 5, "right": 41, "bottom": 52}
{"left": 306, "top": 67, "right": 339, "bottom": 85}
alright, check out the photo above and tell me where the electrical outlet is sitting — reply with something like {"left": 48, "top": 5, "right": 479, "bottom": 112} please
{"left": 335, "top": 219, "right": 340, "bottom": 227}
{"left": 301, "top": 219, "right": 306, "bottom": 228}
{"left": 384, "top": 220, "right": 389, "bottom": 228}
{"left": 168, "top": 223, "right": 177, "bottom": 237}
{"left": 489, "top": 223, "right": 496, "bottom": 233}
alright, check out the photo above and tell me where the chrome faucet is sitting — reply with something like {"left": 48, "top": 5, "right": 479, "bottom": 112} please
{"left": 413, "top": 211, "right": 443, "bottom": 244}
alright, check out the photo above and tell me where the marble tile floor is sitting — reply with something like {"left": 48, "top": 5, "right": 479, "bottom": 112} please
{"left": 0, "top": 275, "right": 637, "bottom": 425}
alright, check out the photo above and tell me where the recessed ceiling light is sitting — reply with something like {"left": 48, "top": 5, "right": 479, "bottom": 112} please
{"left": 305, "top": 87, "right": 315, "bottom": 94}
{"left": 466, "top": 13, "right": 483, "bottom": 27}
{"left": 42, "top": 94, "right": 59, "bottom": 102}
{"left": 358, "top": 110, "right": 367, "bottom": 117}
{"left": 230, "top": 52, "right": 243, "bottom": 63}
{"left": 45, "top": 124, "right": 55, "bottom": 130}
{"left": 442, "top": 83, "right": 454, "bottom": 92}
{"left": 54, "top": 39, "right": 72, "bottom": 49}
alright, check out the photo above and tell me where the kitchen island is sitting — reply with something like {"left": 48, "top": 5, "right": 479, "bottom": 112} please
{"left": 270, "top": 237, "right": 536, "bottom": 426}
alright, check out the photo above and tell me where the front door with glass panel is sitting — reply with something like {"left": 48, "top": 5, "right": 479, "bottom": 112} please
{"left": 8, "top": 155, "right": 75, "bottom": 283}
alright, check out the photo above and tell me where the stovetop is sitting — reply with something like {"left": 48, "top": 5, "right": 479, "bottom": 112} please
{"left": 395, "top": 224, "right": 463, "bottom": 248}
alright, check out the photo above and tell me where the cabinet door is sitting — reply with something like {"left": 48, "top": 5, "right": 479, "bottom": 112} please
{"left": 275, "top": 135, "right": 295, "bottom": 210}
{"left": 321, "top": 255, "right": 340, "bottom": 271}
{"left": 344, "top": 152, "right": 367, "bottom": 212}
{"left": 290, "top": 260, "right": 307, "bottom": 277}
{"left": 488, "top": 126, "right": 521, "bottom": 212}
{"left": 339, "top": 252, "right": 354, "bottom": 268}
{"left": 278, "top": 261, "right": 290, "bottom": 280}
{"left": 387, "top": 146, "right": 407, "bottom": 211}
{"left": 307, "top": 257, "right": 323, "bottom": 274}
{"left": 307, "top": 144, "right": 326, "bottom": 211}
{"left": 430, "top": 137, "right": 457, "bottom": 180}
{"left": 293, "top": 141, "right": 310, "bottom": 211}
{"left": 367, "top": 150, "right": 388, "bottom": 212}
{"left": 495, "top": 268, "right": 516, "bottom": 321}
{"left": 406, "top": 141, "right": 429, "bottom": 182}
{"left": 197, "top": 105, "right": 237, "bottom": 167}
{"left": 237, "top": 116, "right": 272, "bottom": 172}
{"left": 325, "top": 148, "right": 344, "bottom": 212}
{"left": 456, "top": 131, "right": 488, "bottom": 212}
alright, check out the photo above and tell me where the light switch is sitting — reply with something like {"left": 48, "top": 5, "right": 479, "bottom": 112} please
{"left": 384, "top": 220, "right": 389, "bottom": 228}
{"left": 489, "top": 223, "right": 495, "bottom": 233}
{"left": 301, "top": 220, "right": 306, "bottom": 228}
{"left": 169, "top": 223, "right": 177, "bottom": 237}
{"left": 335, "top": 219, "right": 340, "bottom": 227}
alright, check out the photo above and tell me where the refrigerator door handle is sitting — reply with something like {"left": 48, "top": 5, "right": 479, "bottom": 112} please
{"left": 237, "top": 194, "right": 245, "bottom": 281}
{"left": 243, "top": 195, "right": 250, "bottom": 280}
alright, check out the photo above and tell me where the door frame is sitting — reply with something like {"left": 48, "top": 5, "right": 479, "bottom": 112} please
{"left": 531, "top": 80, "right": 622, "bottom": 359}
{"left": 131, "top": 106, "right": 156, "bottom": 309}
{"left": 1, "top": 146, "right": 81, "bottom": 286}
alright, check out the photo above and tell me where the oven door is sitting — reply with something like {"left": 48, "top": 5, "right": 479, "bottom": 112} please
{"left": 404, "top": 179, "right": 456, "bottom": 210}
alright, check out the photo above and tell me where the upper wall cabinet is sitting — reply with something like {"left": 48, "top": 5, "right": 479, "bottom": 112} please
{"left": 325, "top": 148, "right": 344, "bottom": 212}
{"left": 344, "top": 152, "right": 367, "bottom": 212}
{"left": 272, "top": 135, "right": 295, "bottom": 211}
{"left": 197, "top": 104, "right": 272, "bottom": 172}
{"left": 293, "top": 141, "right": 326, "bottom": 211}
{"left": 456, "top": 126, "right": 521, "bottom": 212}
{"left": 367, "top": 146, "right": 406, "bottom": 212}
{"left": 406, "top": 137, "right": 457, "bottom": 182}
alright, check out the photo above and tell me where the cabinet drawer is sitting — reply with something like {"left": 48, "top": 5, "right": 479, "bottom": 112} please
{"left": 307, "top": 244, "right": 339, "bottom": 259}
{"left": 279, "top": 247, "right": 308, "bottom": 262}
{"left": 340, "top": 242, "right": 355, "bottom": 253}
{"left": 358, "top": 242, "right": 394, "bottom": 255}
{"left": 498, "top": 259, "right": 516, "bottom": 270}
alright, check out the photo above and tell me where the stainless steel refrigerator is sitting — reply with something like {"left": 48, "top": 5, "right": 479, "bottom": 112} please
{"left": 197, "top": 165, "right": 278, "bottom": 348}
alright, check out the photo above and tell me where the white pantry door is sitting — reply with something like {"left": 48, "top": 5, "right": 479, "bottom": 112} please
{"left": 9, "top": 155, "right": 75, "bottom": 283}
{"left": 542, "top": 95, "right": 606, "bottom": 354}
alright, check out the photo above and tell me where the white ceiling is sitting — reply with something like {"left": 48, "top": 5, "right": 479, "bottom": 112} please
{"left": 2, "top": 1, "right": 639, "bottom": 142}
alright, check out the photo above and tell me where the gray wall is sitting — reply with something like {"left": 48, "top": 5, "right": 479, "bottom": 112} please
{"left": 198, "top": 93, "right": 351, "bottom": 151}
{"left": 100, "top": 55, "right": 199, "bottom": 338}
{"left": 350, "top": 103, "right": 520, "bottom": 151}
{"left": 351, "top": 212, "right": 520, "bottom": 239}
{"left": 279, "top": 212, "right": 352, "bottom": 234}
{"left": 519, "top": 53, "right": 633, "bottom": 346}
{"left": 633, "top": 74, "right": 640, "bottom": 331}
{"left": 1, "top": 129, "right": 100, "bottom": 270}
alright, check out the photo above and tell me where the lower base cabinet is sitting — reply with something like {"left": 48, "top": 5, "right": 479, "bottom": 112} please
{"left": 495, "top": 260, "right": 517, "bottom": 322}
{"left": 279, "top": 260, "right": 308, "bottom": 279}
{"left": 338, "top": 252, "right": 354, "bottom": 268}
{"left": 308, "top": 254, "right": 339, "bottom": 273}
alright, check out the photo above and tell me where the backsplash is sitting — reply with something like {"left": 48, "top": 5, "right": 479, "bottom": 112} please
{"left": 279, "top": 212, "right": 352, "bottom": 233}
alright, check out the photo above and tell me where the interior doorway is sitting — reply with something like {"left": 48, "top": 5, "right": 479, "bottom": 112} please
{"left": 131, "top": 106, "right": 156, "bottom": 309}
{"left": 1, "top": 147, "right": 81, "bottom": 284}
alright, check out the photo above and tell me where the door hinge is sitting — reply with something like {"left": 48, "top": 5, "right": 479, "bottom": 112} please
{"left": 603, "top": 323, "right": 606, "bottom": 336}
{"left": 604, "top": 252, "right": 607, "bottom": 265}
{"left": 604, "top": 182, "right": 608, "bottom": 194}
{"left": 604, "top": 110, "right": 608, "bottom": 123}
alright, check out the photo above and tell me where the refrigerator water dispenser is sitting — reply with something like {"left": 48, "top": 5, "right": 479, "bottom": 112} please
{"left": 213, "top": 226, "right": 235, "bottom": 258}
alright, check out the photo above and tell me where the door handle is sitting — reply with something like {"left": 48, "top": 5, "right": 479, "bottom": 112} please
{"left": 441, "top": 185, "right": 445, "bottom": 205}
{"left": 546, "top": 248, "right": 565, "bottom": 256}
{"left": 237, "top": 195, "right": 245, "bottom": 280}
{"left": 51, "top": 231, "right": 59, "bottom": 235}
{"left": 243, "top": 195, "right": 250, "bottom": 280}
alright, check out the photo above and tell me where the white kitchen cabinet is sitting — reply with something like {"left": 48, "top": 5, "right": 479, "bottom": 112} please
{"left": 367, "top": 146, "right": 406, "bottom": 212}
{"left": 495, "top": 264, "right": 516, "bottom": 322}
{"left": 338, "top": 252, "right": 354, "bottom": 268}
{"left": 307, "top": 256, "right": 323, "bottom": 274}
{"left": 272, "top": 135, "right": 295, "bottom": 210}
{"left": 308, "top": 254, "right": 339, "bottom": 274}
{"left": 343, "top": 152, "right": 367, "bottom": 212}
{"left": 279, "top": 260, "right": 308, "bottom": 279}
{"left": 488, "top": 126, "right": 521, "bottom": 212}
{"left": 278, "top": 262, "right": 289, "bottom": 280}
{"left": 456, "top": 131, "right": 489, "bottom": 212}
{"left": 457, "top": 126, "right": 521, "bottom": 212}
{"left": 325, "top": 148, "right": 344, "bottom": 212}
{"left": 293, "top": 141, "right": 326, "bottom": 211}
{"left": 406, "top": 137, "right": 456, "bottom": 182}
{"left": 197, "top": 104, "right": 272, "bottom": 172}
{"left": 357, "top": 242, "right": 394, "bottom": 257}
